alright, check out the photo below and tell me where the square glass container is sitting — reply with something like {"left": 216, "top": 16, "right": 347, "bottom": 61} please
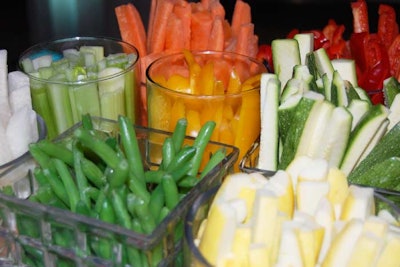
{"left": 183, "top": 184, "right": 400, "bottom": 267}
{"left": 0, "top": 117, "right": 238, "bottom": 267}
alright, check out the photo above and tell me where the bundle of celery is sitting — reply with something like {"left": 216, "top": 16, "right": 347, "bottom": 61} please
{"left": 20, "top": 44, "right": 138, "bottom": 139}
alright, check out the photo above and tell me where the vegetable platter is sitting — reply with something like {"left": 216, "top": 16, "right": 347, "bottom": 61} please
{"left": 0, "top": 115, "right": 238, "bottom": 267}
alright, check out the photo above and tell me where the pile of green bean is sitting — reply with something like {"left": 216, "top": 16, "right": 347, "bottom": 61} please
{"left": 17, "top": 114, "right": 226, "bottom": 267}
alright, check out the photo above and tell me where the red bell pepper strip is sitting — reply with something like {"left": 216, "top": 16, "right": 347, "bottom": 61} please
{"left": 350, "top": 32, "right": 390, "bottom": 91}
{"left": 256, "top": 44, "right": 273, "bottom": 72}
{"left": 351, "top": 0, "right": 369, "bottom": 33}
{"left": 378, "top": 4, "right": 399, "bottom": 50}
{"left": 388, "top": 35, "right": 400, "bottom": 79}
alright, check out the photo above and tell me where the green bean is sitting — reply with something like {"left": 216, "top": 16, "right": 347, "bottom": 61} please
{"left": 170, "top": 163, "right": 192, "bottom": 183}
{"left": 81, "top": 113, "right": 94, "bottom": 130}
{"left": 35, "top": 140, "right": 74, "bottom": 166}
{"left": 110, "top": 189, "right": 132, "bottom": 229}
{"left": 157, "top": 206, "right": 170, "bottom": 224}
{"left": 133, "top": 196, "right": 157, "bottom": 234}
{"left": 118, "top": 115, "right": 146, "bottom": 183}
{"left": 126, "top": 245, "right": 143, "bottom": 267}
{"left": 75, "top": 127, "right": 130, "bottom": 187}
{"left": 131, "top": 218, "right": 144, "bottom": 234}
{"left": 161, "top": 174, "right": 180, "bottom": 210}
{"left": 144, "top": 169, "right": 165, "bottom": 183}
{"left": 75, "top": 199, "right": 91, "bottom": 217}
{"left": 99, "top": 196, "right": 116, "bottom": 224}
{"left": 74, "top": 127, "right": 120, "bottom": 169}
{"left": 126, "top": 193, "right": 137, "bottom": 218}
{"left": 148, "top": 184, "right": 164, "bottom": 219}
{"left": 105, "top": 158, "right": 130, "bottom": 188}
{"left": 127, "top": 175, "right": 151, "bottom": 204}
{"left": 171, "top": 118, "right": 188, "bottom": 152}
{"left": 53, "top": 158, "right": 80, "bottom": 212}
{"left": 165, "top": 146, "right": 196, "bottom": 173}
{"left": 29, "top": 143, "right": 57, "bottom": 173}
{"left": 83, "top": 186, "right": 100, "bottom": 202}
{"left": 187, "top": 121, "right": 216, "bottom": 177}
{"left": 160, "top": 137, "right": 175, "bottom": 170}
{"left": 34, "top": 184, "right": 56, "bottom": 204}
{"left": 199, "top": 148, "right": 226, "bottom": 179}
{"left": 41, "top": 167, "right": 69, "bottom": 206}
{"left": 80, "top": 157, "right": 106, "bottom": 188}
{"left": 72, "top": 140, "right": 90, "bottom": 206}
{"left": 177, "top": 175, "right": 198, "bottom": 188}
{"left": 32, "top": 167, "right": 48, "bottom": 186}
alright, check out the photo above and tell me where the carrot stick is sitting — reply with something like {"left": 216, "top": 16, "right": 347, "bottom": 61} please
{"left": 165, "top": 13, "right": 185, "bottom": 52}
{"left": 148, "top": 0, "right": 175, "bottom": 54}
{"left": 210, "top": 0, "right": 225, "bottom": 19}
{"left": 235, "top": 23, "right": 258, "bottom": 58}
{"left": 200, "top": 0, "right": 211, "bottom": 10}
{"left": 115, "top": 3, "right": 147, "bottom": 57}
{"left": 231, "top": 0, "right": 252, "bottom": 37}
{"left": 173, "top": 1, "right": 192, "bottom": 50}
{"left": 147, "top": 0, "right": 158, "bottom": 51}
{"left": 190, "top": 10, "right": 214, "bottom": 51}
{"left": 208, "top": 16, "right": 225, "bottom": 51}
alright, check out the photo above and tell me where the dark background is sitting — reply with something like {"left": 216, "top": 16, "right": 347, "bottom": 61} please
{"left": 1, "top": 0, "right": 399, "bottom": 71}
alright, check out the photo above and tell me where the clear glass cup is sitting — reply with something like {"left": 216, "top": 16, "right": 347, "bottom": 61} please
{"left": 146, "top": 50, "right": 267, "bottom": 170}
{"left": 18, "top": 36, "right": 141, "bottom": 139}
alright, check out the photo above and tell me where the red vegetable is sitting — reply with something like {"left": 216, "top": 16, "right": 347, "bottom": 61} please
{"left": 350, "top": 32, "right": 390, "bottom": 91}
{"left": 377, "top": 4, "right": 399, "bottom": 51}
{"left": 256, "top": 44, "right": 273, "bottom": 72}
{"left": 351, "top": 0, "right": 369, "bottom": 33}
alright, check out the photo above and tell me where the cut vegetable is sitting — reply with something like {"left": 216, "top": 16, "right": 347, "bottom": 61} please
{"left": 272, "top": 38, "right": 301, "bottom": 93}
{"left": 340, "top": 104, "right": 390, "bottom": 175}
{"left": 258, "top": 74, "right": 280, "bottom": 171}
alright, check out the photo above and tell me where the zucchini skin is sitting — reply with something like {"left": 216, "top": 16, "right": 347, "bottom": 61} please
{"left": 348, "top": 121, "right": 400, "bottom": 189}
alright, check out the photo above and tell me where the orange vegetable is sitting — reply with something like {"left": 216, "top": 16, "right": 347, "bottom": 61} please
{"left": 235, "top": 23, "right": 258, "bottom": 58}
{"left": 148, "top": 0, "right": 175, "bottom": 54}
{"left": 190, "top": 10, "right": 214, "bottom": 51}
{"left": 231, "top": 0, "right": 252, "bottom": 38}
{"left": 173, "top": 1, "right": 192, "bottom": 50}
{"left": 165, "top": 13, "right": 185, "bottom": 52}
{"left": 208, "top": 17, "right": 225, "bottom": 51}
{"left": 114, "top": 3, "right": 147, "bottom": 57}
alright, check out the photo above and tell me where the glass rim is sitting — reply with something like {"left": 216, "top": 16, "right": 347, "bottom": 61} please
{"left": 18, "top": 36, "right": 139, "bottom": 85}
{"left": 146, "top": 50, "right": 266, "bottom": 97}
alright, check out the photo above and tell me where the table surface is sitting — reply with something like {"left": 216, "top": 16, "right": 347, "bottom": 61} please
{"left": 1, "top": 0, "right": 398, "bottom": 71}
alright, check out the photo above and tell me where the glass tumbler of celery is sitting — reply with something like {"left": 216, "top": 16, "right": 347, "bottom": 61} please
{"left": 146, "top": 50, "right": 267, "bottom": 171}
{"left": 18, "top": 37, "right": 140, "bottom": 139}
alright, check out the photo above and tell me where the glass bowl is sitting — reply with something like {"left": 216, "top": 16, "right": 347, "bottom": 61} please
{"left": 184, "top": 183, "right": 400, "bottom": 267}
{"left": 18, "top": 36, "right": 141, "bottom": 139}
{"left": 0, "top": 117, "right": 239, "bottom": 267}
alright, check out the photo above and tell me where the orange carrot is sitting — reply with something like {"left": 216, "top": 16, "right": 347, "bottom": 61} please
{"left": 200, "top": 0, "right": 211, "bottom": 10}
{"left": 190, "top": 10, "right": 214, "bottom": 51}
{"left": 210, "top": 0, "right": 226, "bottom": 19}
{"left": 235, "top": 23, "right": 257, "bottom": 57}
{"left": 173, "top": 1, "right": 192, "bottom": 50}
{"left": 165, "top": 13, "right": 185, "bottom": 52}
{"left": 115, "top": 3, "right": 147, "bottom": 57}
{"left": 231, "top": 0, "right": 251, "bottom": 37}
{"left": 208, "top": 16, "right": 225, "bottom": 51}
{"left": 147, "top": 0, "right": 158, "bottom": 51}
{"left": 148, "top": 0, "right": 175, "bottom": 54}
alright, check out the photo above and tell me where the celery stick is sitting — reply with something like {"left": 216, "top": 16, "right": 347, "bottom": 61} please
{"left": 29, "top": 73, "right": 58, "bottom": 139}
{"left": 98, "top": 67, "right": 126, "bottom": 121}
{"left": 47, "top": 74, "right": 74, "bottom": 134}
{"left": 69, "top": 82, "right": 101, "bottom": 123}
